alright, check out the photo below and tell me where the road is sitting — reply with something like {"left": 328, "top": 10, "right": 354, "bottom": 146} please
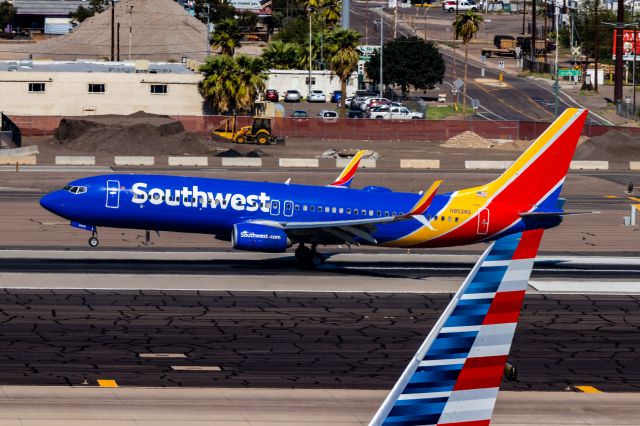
{"left": 349, "top": 1, "right": 610, "bottom": 124}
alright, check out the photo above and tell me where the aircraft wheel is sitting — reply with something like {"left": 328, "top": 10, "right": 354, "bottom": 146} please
{"left": 295, "top": 245, "right": 311, "bottom": 262}
{"left": 309, "top": 252, "right": 325, "bottom": 267}
{"left": 88, "top": 236, "right": 99, "bottom": 248}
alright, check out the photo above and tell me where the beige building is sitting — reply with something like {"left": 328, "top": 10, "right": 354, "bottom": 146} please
{"left": 0, "top": 60, "right": 203, "bottom": 116}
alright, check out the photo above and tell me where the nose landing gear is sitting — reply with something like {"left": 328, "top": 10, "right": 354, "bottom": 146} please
{"left": 295, "top": 244, "right": 325, "bottom": 267}
{"left": 88, "top": 231, "right": 99, "bottom": 248}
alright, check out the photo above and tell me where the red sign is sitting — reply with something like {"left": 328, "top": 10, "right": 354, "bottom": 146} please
{"left": 613, "top": 29, "right": 640, "bottom": 61}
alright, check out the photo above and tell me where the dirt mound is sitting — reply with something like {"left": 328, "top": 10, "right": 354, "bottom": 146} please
{"left": 441, "top": 131, "right": 494, "bottom": 149}
{"left": 574, "top": 130, "right": 640, "bottom": 161}
{"left": 53, "top": 113, "right": 210, "bottom": 155}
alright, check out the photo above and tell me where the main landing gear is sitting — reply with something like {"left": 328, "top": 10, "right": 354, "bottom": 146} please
{"left": 88, "top": 230, "right": 99, "bottom": 248}
{"left": 295, "top": 244, "right": 325, "bottom": 267}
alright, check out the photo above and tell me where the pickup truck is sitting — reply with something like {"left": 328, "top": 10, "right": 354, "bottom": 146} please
{"left": 442, "top": 0, "right": 478, "bottom": 12}
{"left": 371, "top": 106, "right": 424, "bottom": 120}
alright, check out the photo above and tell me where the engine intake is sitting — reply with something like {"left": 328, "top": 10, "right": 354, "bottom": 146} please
{"left": 232, "top": 223, "right": 291, "bottom": 252}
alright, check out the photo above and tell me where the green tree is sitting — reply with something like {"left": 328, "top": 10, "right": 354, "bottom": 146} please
{"left": 199, "top": 55, "right": 268, "bottom": 114}
{"left": 453, "top": 11, "right": 483, "bottom": 115}
{"left": 70, "top": 0, "right": 107, "bottom": 25}
{"left": 210, "top": 18, "right": 243, "bottom": 56}
{"left": 0, "top": 1, "right": 16, "bottom": 31}
{"left": 262, "top": 40, "right": 304, "bottom": 69}
{"left": 325, "top": 28, "right": 361, "bottom": 115}
{"left": 366, "top": 36, "right": 446, "bottom": 97}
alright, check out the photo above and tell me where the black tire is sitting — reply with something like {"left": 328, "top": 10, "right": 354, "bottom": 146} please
{"left": 88, "top": 236, "right": 99, "bottom": 248}
{"left": 448, "top": 7, "right": 454, "bottom": 12}
{"left": 234, "top": 135, "right": 246, "bottom": 144}
{"left": 471, "top": 7, "right": 477, "bottom": 11}
{"left": 309, "top": 252, "right": 325, "bottom": 267}
{"left": 256, "top": 132, "right": 269, "bottom": 145}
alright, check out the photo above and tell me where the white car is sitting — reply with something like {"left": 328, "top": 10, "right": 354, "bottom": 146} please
{"left": 318, "top": 110, "right": 338, "bottom": 123}
{"left": 307, "top": 90, "right": 326, "bottom": 103}
{"left": 371, "top": 106, "right": 423, "bottom": 120}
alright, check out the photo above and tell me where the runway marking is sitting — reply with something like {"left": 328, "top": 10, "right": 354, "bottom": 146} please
{"left": 575, "top": 386, "right": 602, "bottom": 393}
{"left": 604, "top": 196, "right": 620, "bottom": 199}
{"left": 139, "top": 353, "right": 186, "bottom": 358}
{"left": 171, "top": 366, "right": 221, "bottom": 371}
{"left": 97, "top": 379, "right": 118, "bottom": 388}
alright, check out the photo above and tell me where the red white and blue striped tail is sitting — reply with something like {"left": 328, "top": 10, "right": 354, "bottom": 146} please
{"left": 329, "top": 150, "right": 366, "bottom": 187}
{"left": 369, "top": 229, "right": 544, "bottom": 426}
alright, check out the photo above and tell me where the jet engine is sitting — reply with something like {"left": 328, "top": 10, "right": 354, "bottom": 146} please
{"left": 232, "top": 223, "right": 291, "bottom": 252}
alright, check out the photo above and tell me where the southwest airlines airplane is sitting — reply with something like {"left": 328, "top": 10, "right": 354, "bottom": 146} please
{"left": 40, "top": 108, "right": 588, "bottom": 266}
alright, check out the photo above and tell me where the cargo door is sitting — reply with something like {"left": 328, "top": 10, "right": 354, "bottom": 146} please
{"left": 477, "top": 208, "right": 490, "bottom": 235}
{"left": 105, "top": 180, "right": 120, "bottom": 209}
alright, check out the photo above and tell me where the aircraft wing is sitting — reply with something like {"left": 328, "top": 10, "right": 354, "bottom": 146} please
{"left": 369, "top": 229, "right": 544, "bottom": 426}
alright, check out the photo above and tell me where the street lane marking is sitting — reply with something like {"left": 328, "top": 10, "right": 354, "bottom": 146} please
{"left": 139, "top": 353, "right": 186, "bottom": 358}
{"left": 97, "top": 379, "right": 118, "bottom": 388}
{"left": 171, "top": 366, "right": 221, "bottom": 371}
{"left": 575, "top": 386, "right": 602, "bottom": 393}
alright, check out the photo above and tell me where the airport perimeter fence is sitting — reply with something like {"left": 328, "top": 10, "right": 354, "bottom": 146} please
{"left": 7, "top": 114, "right": 636, "bottom": 143}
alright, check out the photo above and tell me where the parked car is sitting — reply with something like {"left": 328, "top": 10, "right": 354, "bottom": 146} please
{"left": 308, "top": 89, "right": 327, "bottom": 103}
{"left": 318, "top": 110, "right": 338, "bottom": 123}
{"left": 364, "top": 97, "right": 391, "bottom": 110}
{"left": 371, "top": 106, "right": 424, "bottom": 120}
{"left": 284, "top": 89, "right": 302, "bottom": 102}
{"left": 331, "top": 90, "right": 342, "bottom": 103}
{"left": 443, "top": 0, "right": 477, "bottom": 12}
{"left": 290, "top": 110, "right": 309, "bottom": 126}
{"left": 265, "top": 89, "right": 279, "bottom": 102}
{"left": 365, "top": 105, "right": 390, "bottom": 118}
{"left": 347, "top": 109, "right": 365, "bottom": 118}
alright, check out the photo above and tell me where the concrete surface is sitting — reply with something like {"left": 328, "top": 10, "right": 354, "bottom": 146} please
{"left": 336, "top": 158, "right": 376, "bottom": 168}
{"left": 570, "top": 161, "right": 609, "bottom": 170}
{"left": 278, "top": 158, "right": 319, "bottom": 168}
{"left": 221, "top": 158, "right": 263, "bottom": 167}
{"left": 0, "top": 155, "right": 36, "bottom": 165}
{"left": 465, "top": 160, "right": 514, "bottom": 169}
{"left": 114, "top": 156, "right": 155, "bottom": 166}
{"left": 167, "top": 156, "right": 208, "bottom": 167}
{"left": 400, "top": 159, "right": 440, "bottom": 169}
{"left": 55, "top": 156, "right": 95, "bottom": 166}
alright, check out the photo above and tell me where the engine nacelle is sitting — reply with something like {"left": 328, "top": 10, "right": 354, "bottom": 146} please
{"left": 232, "top": 222, "right": 291, "bottom": 252}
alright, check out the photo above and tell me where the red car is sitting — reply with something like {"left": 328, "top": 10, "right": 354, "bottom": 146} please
{"left": 265, "top": 89, "right": 279, "bottom": 102}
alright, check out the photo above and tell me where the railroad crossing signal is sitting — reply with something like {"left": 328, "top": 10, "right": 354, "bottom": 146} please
{"left": 498, "top": 61, "right": 505, "bottom": 70}
{"left": 571, "top": 46, "right": 581, "bottom": 57}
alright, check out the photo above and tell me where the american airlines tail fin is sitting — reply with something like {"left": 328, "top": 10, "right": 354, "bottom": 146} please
{"left": 468, "top": 108, "right": 588, "bottom": 215}
{"left": 370, "top": 229, "right": 544, "bottom": 426}
{"left": 329, "top": 150, "right": 366, "bottom": 187}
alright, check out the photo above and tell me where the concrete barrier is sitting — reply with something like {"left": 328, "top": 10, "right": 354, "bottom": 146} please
{"left": 222, "top": 157, "right": 262, "bottom": 167}
{"left": 168, "top": 156, "right": 208, "bottom": 167}
{"left": 279, "top": 158, "right": 319, "bottom": 168}
{"left": 115, "top": 156, "right": 155, "bottom": 166}
{"left": 630, "top": 161, "right": 640, "bottom": 170}
{"left": 336, "top": 158, "right": 376, "bottom": 168}
{"left": 465, "top": 160, "right": 513, "bottom": 170}
{"left": 55, "top": 156, "right": 95, "bottom": 166}
{"left": 0, "top": 146, "right": 39, "bottom": 156}
{"left": 0, "top": 155, "right": 36, "bottom": 165}
{"left": 569, "top": 161, "right": 609, "bottom": 170}
{"left": 400, "top": 159, "right": 440, "bottom": 169}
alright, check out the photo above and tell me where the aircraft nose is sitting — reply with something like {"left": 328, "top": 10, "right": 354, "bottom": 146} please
{"left": 39, "top": 191, "right": 64, "bottom": 215}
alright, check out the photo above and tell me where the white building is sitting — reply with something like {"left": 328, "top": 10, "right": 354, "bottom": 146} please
{"left": 265, "top": 69, "right": 359, "bottom": 99}
{"left": 0, "top": 60, "right": 203, "bottom": 116}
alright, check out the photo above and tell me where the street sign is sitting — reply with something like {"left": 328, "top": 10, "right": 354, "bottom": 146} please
{"left": 357, "top": 45, "right": 381, "bottom": 62}
{"left": 454, "top": 78, "right": 464, "bottom": 89}
{"left": 498, "top": 61, "right": 505, "bottom": 70}
{"left": 557, "top": 69, "right": 582, "bottom": 77}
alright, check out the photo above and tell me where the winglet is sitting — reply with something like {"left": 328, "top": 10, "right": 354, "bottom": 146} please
{"left": 403, "top": 180, "right": 443, "bottom": 216}
{"left": 369, "top": 229, "right": 544, "bottom": 426}
{"left": 329, "top": 150, "right": 366, "bottom": 187}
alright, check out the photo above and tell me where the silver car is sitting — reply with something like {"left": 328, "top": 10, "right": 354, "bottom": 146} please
{"left": 284, "top": 89, "right": 302, "bottom": 102}
{"left": 308, "top": 89, "right": 326, "bottom": 103}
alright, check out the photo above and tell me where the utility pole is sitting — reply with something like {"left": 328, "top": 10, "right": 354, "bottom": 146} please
{"left": 206, "top": 3, "right": 211, "bottom": 57}
{"left": 522, "top": 0, "right": 526, "bottom": 35}
{"left": 380, "top": 12, "right": 384, "bottom": 98}
{"left": 530, "top": 0, "right": 536, "bottom": 71}
{"left": 554, "top": 2, "right": 559, "bottom": 116}
{"left": 614, "top": 0, "right": 625, "bottom": 105}
{"left": 110, "top": 0, "right": 115, "bottom": 61}
{"left": 342, "top": 0, "right": 350, "bottom": 28}
{"left": 117, "top": 22, "right": 120, "bottom": 61}
{"left": 128, "top": 5, "right": 134, "bottom": 60}
{"left": 393, "top": 0, "right": 398, "bottom": 38}
{"left": 309, "top": 8, "right": 313, "bottom": 97}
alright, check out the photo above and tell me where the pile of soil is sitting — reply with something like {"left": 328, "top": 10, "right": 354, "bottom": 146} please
{"left": 52, "top": 112, "right": 210, "bottom": 155}
{"left": 441, "top": 131, "right": 494, "bottom": 149}
{"left": 574, "top": 130, "right": 640, "bottom": 161}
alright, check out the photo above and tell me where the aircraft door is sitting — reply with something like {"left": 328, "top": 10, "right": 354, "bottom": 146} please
{"left": 270, "top": 199, "right": 280, "bottom": 216}
{"left": 477, "top": 208, "right": 490, "bottom": 235}
{"left": 105, "top": 180, "right": 120, "bottom": 209}
{"left": 283, "top": 200, "right": 294, "bottom": 217}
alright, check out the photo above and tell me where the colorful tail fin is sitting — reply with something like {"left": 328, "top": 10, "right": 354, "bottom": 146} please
{"left": 370, "top": 229, "right": 544, "bottom": 426}
{"left": 473, "top": 108, "right": 588, "bottom": 213}
{"left": 330, "top": 150, "right": 366, "bottom": 187}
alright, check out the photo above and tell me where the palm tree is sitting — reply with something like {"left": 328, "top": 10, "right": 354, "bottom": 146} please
{"left": 262, "top": 40, "right": 303, "bottom": 70}
{"left": 325, "top": 28, "right": 361, "bottom": 116}
{"left": 453, "top": 11, "right": 483, "bottom": 118}
{"left": 210, "top": 18, "right": 242, "bottom": 56}
{"left": 198, "top": 55, "right": 267, "bottom": 114}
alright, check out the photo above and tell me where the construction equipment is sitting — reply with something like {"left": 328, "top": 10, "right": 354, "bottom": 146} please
{"left": 212, "top": 115, "right": 284, "bottom": 145}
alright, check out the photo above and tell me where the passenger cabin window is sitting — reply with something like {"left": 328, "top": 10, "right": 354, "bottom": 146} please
{"left": 150, "top": 84, "right": 168, "bottom": 94}
{"left": 88, "top": 83, "right": 106, "bottom": 93}
{"left": 28, "top": 83, "right": 45, "bottom": 93}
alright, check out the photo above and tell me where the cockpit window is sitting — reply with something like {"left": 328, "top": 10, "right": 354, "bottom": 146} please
{"left": 64, "top": 185, "right": 87, "bottom": 194}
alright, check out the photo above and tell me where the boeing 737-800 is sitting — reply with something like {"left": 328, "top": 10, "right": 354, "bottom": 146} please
{"left": 40, "top": 108, "right": 588, "bottom": 266}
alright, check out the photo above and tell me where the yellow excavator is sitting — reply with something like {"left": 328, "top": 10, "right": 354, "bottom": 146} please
{"left": 212, "top": 115, "right": 284, "bottom": 145}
